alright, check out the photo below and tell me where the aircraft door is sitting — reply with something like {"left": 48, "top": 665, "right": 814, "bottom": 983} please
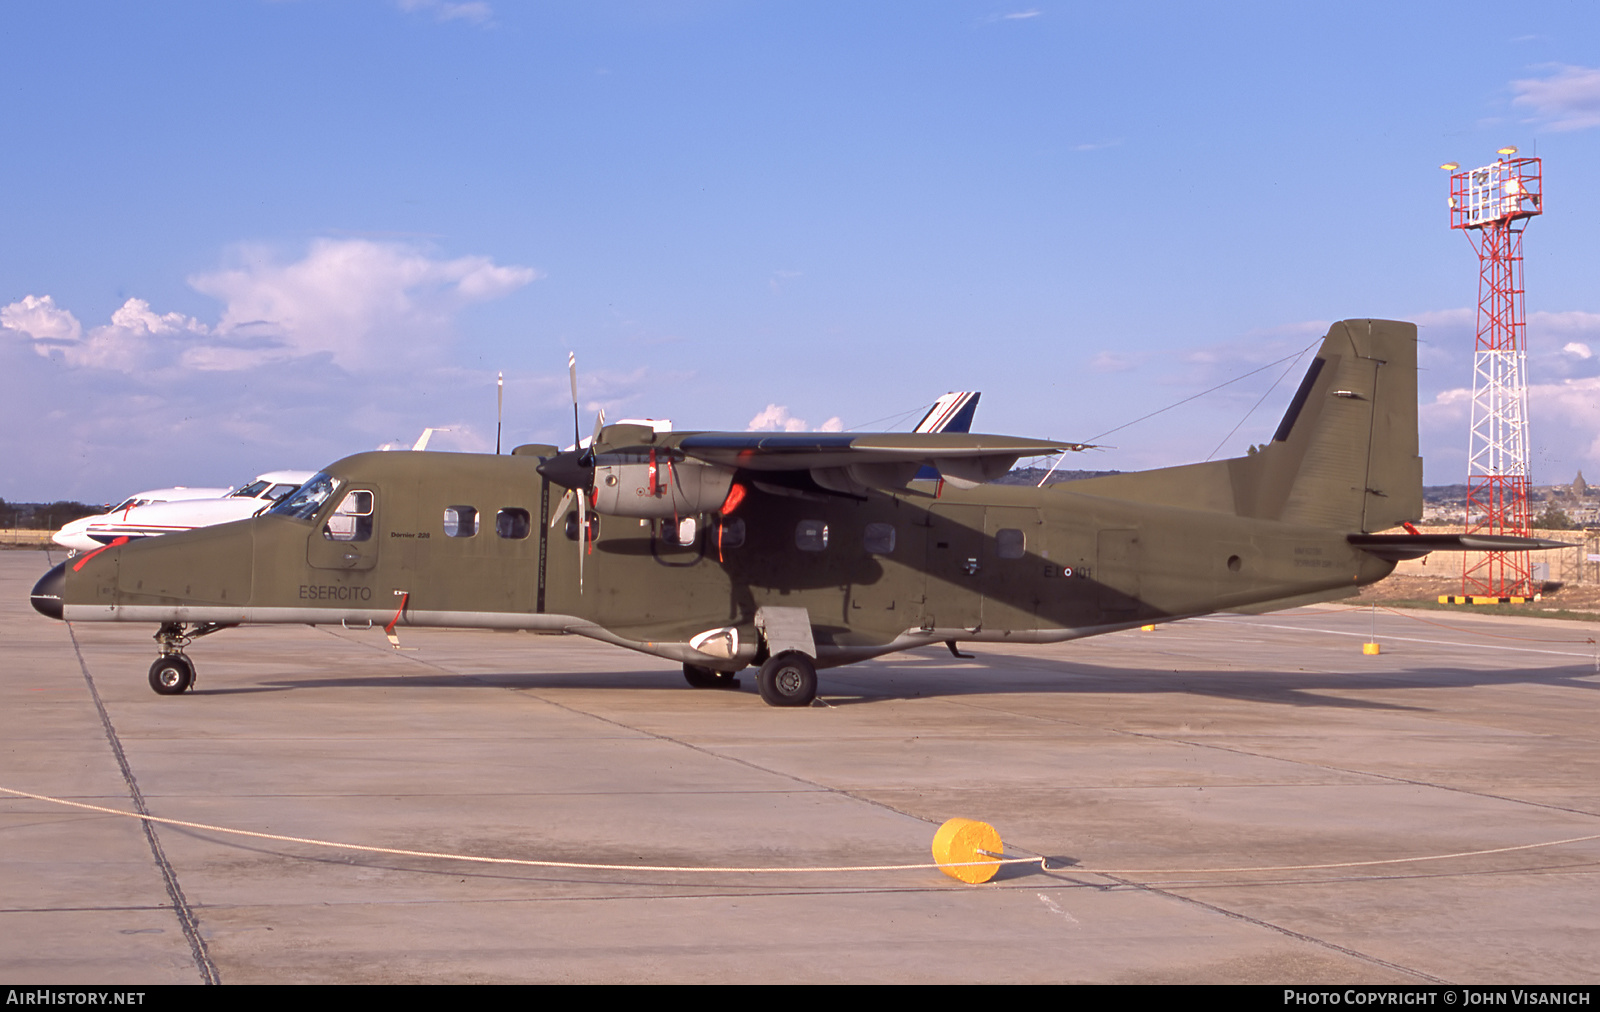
{"left": 922, "top": 504, "right": 984, "bottom": 632}
{"left": 980, "top": 506, "right": 1046, "bottom": 632}
{"left": 307, "top": 488, "right": 380, "bottom": 571}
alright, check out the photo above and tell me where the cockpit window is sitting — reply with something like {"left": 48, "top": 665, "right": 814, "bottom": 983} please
{"left": 231, "top": 480, "right": 271, "bottom": 498}
{"left": 264, "top": 483, "right": 298, "bottom": 501}
{"left": 268, "top": 472, "right": 338, "bottom": 520}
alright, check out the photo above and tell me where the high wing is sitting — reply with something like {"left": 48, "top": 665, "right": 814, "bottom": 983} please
{"left": 538, "top": 426, "right": 1088, "bottom": 515}
{"left": 671, "top": 430, "right": 1083, "bottom": 490}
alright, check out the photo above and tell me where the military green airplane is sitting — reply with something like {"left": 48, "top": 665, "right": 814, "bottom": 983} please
{"left": 29, "top": 319, "right": 1564, "bottom": 706}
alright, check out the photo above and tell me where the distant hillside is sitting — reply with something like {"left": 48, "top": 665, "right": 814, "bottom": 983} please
{"left": 997, "top": 467, "right": 1123, "bottom": 487}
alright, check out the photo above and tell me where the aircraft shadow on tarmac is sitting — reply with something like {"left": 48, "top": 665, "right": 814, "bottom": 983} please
{"left": 200, "top": 652, "right": 1600, "bottom": 711}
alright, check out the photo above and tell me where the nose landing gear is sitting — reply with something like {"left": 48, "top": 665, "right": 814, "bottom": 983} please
{"left": 148, "top": 654, "right": 195, "bottom": 695}
{"left": 147, "top": 621, "right": 233, "bottom": 695}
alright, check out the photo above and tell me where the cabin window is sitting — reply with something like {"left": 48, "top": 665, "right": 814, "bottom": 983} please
{"left": 324, "top": 490, "right": 374, "bottom": 542}
{"left": 660, "top": 516, "right": 698, "bottom": 546}
{"left": 863, "top": 523, "right": 896, "bottom": 555}
{"left": 564, "top": 512, "right": 600, "bottom": 542}
{"left": 995, "top": 528, "right": 1025, "bottom": 559}
{"left": 443, "top": 506, "right": 479, "bottom": 538}
{"left": 795, "top": 519, "right": 829, "bottom": 552}
{"left": 713, "top": 517, "right": 746, "bottom": 550}
{"left": 269, "top": 472, "right": 336, "bottom": 520}
{"left": 496, "top": 508, "right": 531, "bottom": 539}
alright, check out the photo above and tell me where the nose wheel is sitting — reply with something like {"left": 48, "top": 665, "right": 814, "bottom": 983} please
{"left": 148, "top": 654, "right": 195, "bottom": 695}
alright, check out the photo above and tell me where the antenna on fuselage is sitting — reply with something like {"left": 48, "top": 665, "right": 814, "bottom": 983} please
{"left": 496, "top": 371, "right": 504, "bottom": 455}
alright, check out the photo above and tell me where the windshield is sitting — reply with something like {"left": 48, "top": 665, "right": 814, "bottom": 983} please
{"left": 267, "top": 472, "right": 338, "bottom": 520}
{"left": 231, "top": 480, "right": 271, "bottom": 498}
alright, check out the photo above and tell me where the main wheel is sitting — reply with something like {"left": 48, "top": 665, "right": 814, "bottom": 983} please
{"left": 683, "top": 663, "right": 740, "bottom": 690}
{"left": 756, "top": 651, "right": 817, "bottom": 707}
{"left": 148, "top": 654, "right": 195, "bottom": 695}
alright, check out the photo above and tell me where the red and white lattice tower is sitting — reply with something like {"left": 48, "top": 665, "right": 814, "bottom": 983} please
{"left": 1447, "top": 151, "right": 1542, "bottom": 596}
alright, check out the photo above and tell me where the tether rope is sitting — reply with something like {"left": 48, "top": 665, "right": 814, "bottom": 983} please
{"left": 5, "top": 786, "right": 1594, "bottom": 880}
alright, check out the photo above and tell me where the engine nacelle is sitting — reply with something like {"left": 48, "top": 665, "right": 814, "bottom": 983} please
{"left": 592, "top": 453, "right": 735, "bottom": 519}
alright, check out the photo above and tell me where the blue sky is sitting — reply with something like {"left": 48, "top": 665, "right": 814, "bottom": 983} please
{"left": 3, "top": 1, "right": 1599, "bottom": 501}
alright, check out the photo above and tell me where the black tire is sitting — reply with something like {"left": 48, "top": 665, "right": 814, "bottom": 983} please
{"left": 757, "top": 651, "right": 816, "bottom": 707}
{"left": 683, "top": 663, "right": 740, "bottom": 690}
{"left": 148, "top": 655, "right": 194, "bottom": 695}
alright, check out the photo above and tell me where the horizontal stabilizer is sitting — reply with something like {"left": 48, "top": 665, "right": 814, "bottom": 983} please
{"left": 1349, "top": 533, "right": 1577, "bottom": 562}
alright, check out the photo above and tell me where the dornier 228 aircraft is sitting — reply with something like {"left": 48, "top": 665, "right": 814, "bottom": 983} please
{"left": 29, "top": 320, "right": 1565, "bottom": 706}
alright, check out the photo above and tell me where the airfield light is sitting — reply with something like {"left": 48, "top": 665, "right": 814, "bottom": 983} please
{"left": 1444, "top": 152, "right": 1544, "bottom": 597}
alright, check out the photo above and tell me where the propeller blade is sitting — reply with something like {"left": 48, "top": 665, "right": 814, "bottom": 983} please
{"left": 568, "top": 352, "right": 580, "bottom": 449}
{"left": 549, "top": 488, "right": 573, "bottom": 527}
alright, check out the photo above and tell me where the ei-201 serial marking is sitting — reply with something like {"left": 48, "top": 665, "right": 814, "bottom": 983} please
{"left": 29, "top": 320, "right": 1566, "bottom": 705}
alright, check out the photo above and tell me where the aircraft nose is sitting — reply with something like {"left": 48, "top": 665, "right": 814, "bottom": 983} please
{"left": 30, "top": 561, "right": 65, "bottom": 620}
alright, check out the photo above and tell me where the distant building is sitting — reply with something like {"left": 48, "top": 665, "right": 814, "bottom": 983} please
{"left": 1575, "top": 471, "right": 1589, "bottom": 499}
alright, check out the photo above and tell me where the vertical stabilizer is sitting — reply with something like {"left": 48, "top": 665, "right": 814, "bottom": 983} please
{"left": 1062, "top": 319, "right": 1422, "bottom": 534}
{"left": 1269, "top": 319, "right": 1421, "bottom": 532}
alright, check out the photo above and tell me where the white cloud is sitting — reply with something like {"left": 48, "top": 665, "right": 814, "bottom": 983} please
{"left": 768, "top": 269, "right": 802, "bottom": 294}
{"left": 190, "top": 238, "right": 539, "bottom": 370}
{"left": 396, "top": 0, "right": 493, "bottom": 26}
{"left": 0, "top": 239, "right": 543, "bottom": 499}
{"left": 1532, "top": 309, "right": 1600, "bottom": 337}
{"left": 3, "top": 239, "right": 539, "bottom": 375}
{"left": 1511, "top": 64, "right": 1600, "bottom": 131}
{"left": 1, "top": 294, "right": 83, "bottom": 348}
{"left": 1563, "top": 342, "right": 1593, "bottom": 360}
{"left": 1089, "top": 350, "right": 1144, "bottom": 373}
{"left": 745, "top": 404, "right": 844, "bottom": 432}
{"left": 2, "top": 295, "right": 213, "bottom": 371}
{"left": 1411, "top": 307, "right": 1474, "bottom": 330}
{"left": 748, "top": 404, "right": 809, "bottom": 432}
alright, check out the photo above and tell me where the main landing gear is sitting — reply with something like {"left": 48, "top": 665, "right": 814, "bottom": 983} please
{"left": 146, "top": 621, "right": 233, "bottom": 696}
{"left": 682, "top": 662, "right": 741, "bottom": 690}
{"left": 756, "top": 651, "right": 817, "bottom": 707}
{"left": 684, "top": 654, "right": 819, "bottom": 707}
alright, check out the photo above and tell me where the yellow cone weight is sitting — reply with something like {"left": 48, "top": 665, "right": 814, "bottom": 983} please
{"left": 932, "top": 817, "right": 1003, "bottom": 884}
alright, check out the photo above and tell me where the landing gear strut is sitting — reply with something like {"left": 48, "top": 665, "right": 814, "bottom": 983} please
{"left": 147, "top": 622, "right": 233, "bottom": 696}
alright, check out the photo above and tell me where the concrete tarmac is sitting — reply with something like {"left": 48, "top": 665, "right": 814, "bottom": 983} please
{"left": 3, "top": 549, "right": 1597, "bottom": 984}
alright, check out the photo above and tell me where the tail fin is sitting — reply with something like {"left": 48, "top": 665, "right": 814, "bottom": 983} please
{"left": 915, "top": 392, "right": 980, "bottom": 433}
{"left": 1064, "top": 319, "right": 1422, "bottom": 533}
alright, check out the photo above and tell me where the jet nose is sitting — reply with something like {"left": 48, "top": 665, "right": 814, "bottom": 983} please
{"left": 30, "top": 561, "right": 65, "bottom": 620}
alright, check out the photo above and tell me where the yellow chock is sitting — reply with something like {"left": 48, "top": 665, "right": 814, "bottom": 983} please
{"left": 1140, "top": 624, "right": 1155, "bottom": 632}
{"left": 1362, "top": 642, "right": 1381, "bottom": 656}
{"left": 932, "top": 817, "right": 1003, "bottom": 884}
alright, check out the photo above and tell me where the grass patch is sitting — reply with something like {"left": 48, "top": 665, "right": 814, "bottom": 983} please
{"left": 1369, "top": 597, "right": 1600, "bottom": 623}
